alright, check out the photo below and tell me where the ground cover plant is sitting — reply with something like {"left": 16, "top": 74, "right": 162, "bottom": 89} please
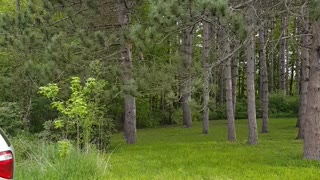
{"left": 15, "top": 118, "right": 320, "bottom": 179}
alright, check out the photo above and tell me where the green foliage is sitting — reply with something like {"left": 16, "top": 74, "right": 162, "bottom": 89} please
{"left": 39, "top": 77, "right": 114, "bottom": 150}
{"left": 0, "top": 0, "right": 17, "bottom": 14}
{"left": 57, "top": 140, "right": 72, "bottom": 158}
{"left": 210, "top": 93, "right": 299, "bottom": 120}
{"left": 171, "top": 108, "right": 183, "bottom": 124}
{"left": 310, "top": 0, "right": 320, "bottom": 20}
{"left": 269, "top": 93, "right": 299, "bottom": 118}
{"left": 136, "top": 99, "right": 161, "bottom": 128}
{"left": 0, "top": 102, "right": 26, "bottom": 136}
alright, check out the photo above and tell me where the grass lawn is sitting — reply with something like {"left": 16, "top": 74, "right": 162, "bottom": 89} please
{"left": 106, "top": 118, "right": 320, "bottom": 180}
{"left": 15, "top": 118, "right": 320, "bottom": 179}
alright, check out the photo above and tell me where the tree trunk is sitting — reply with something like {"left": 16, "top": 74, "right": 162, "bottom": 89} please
{"left": 202, "top": 18, "right": 210, "bottom": 134}
{"left": 269, "top": 18, "right": 275, "bottom": 93}
{"left": 231, "top": 47, "right": 239, "bottom": 117}
{"left": 181, "top": 27, "right": 193, "bottom": 128}
{"left": 240, "top": 58, "right": 246, "bottom": 98}
{"left": 285, "top": 16, "right": 290, "bottom": 95}
{"left": 297, "top": 17, "right": 311, "bottom": 140}
{"left": 289, "top": 60, "right": 294, "bottom": 95}
{"left": 279, "top": 14, "right": 287, "bottom": 92}
{"left": 259, "top": 24, "right": 269, "bottom": 133}
{"left": 295, "top": 17, "right": 301, "bottom": 95}
{"left": 219, "top": 65, "right": 224, "bottom": 104}
{"left": 16, "top": 0, "right": 20, "bottom": 12}
{"left": 118, "top": 0, "right": 136, "bottom": 144}
{"left": 246, "top": 7, "right": 258, "bottom": 145}
{"left": 303, "top": 20, "right": 320, "bottom": 160}
{"left": 218, "top": 25, "right": 225, "bottom": 105}
{"left": 210, "top": 22, "right": 217, "bottom": 113}
{"left": 225, "top": 47, "right": 237, "bottom": 142}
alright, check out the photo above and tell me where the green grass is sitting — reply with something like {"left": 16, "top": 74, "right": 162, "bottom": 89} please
{"left": 16, "top": 118, "right": 320, "bottom": 179}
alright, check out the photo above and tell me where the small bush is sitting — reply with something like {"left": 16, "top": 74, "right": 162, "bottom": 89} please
{"left": 136, "top": 99, "right": 162, "bottom": 128}
{"left": 0, "top": 102, "right": 27, "bottom": 136}
{"left": 269, "top": 93, "right": 298, "bottom": 118}
{"left": 172, "top": 108, "right": 183, "bottom": 124}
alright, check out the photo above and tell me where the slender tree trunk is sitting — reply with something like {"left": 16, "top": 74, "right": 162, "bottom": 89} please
{"left": 304, "top": 20, "right": 320, "bottom": 160}
{"left": 246, "top": 6, "right": 258, "bottom": 145}
{"left": 218, "top": 24, "right": 225, "bottom": 105}
{"left": 118, "top": 0, "right": 136, "bottom": 144}
{"left": 279, "top": 14, "right": 287, "bottom": 92}
{"left": 16, "top": 0, "right": 20, "bottom": 12}
{"left": 240, "top": 59, "right": 246, "bottom": 98}
{"left": 219, "top": 65, "right": 224, "bottom": 104}
{"left": 259, "top": 24, "right": 269, "bottom": 133}
{"left": 297, "top": 17, "right": 311, "bottom": 140}
{"left": 210, "top": 23, "right": 217, "bottom": 113}
{"left": 231, "top": 47, "right": 239, "bottom": 117}
{"left": 295, "top": 18, "right": 301, "bottom": 95}
{"left": 289, "top": 60, "right": 294, "bottom": 95}
{"left": 237, "top": 57, "right": 242, "bottom": 99}
{"left": 225, "top": 51, "right": 237, "bottom": 141}
{"left": 202, "top": 18, "right": 210, "bottom": 134}
{"left": 285, "top": 16, "right": 290, "bottom": 95}
{"left": 181, "top": 27, "right": 193, "bottom": 128}
{"left": 269, "top": 18, "right": 275, "bottom": 93}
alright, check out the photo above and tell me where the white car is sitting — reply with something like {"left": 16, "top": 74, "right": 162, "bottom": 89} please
{"left": 0, "top": 128, "right": 14, "bottom": 180}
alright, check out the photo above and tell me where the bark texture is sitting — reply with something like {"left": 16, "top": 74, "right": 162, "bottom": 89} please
{"left": 202, "top": 18, "right": 210, "bottom": 134}
{"left": 181, "top": 27, "right": 193, "bottom": 128}
{"left": 269, "top": 18, "right": 275, "bottom": 93}
{"left": 295, "top": 17, "right": 301, "bottom": 95}
{"left": 118, "top": 0, "right": 136, "bottom": 144}
{"left": 225, "top": 56, "right": 237, "bottom": 141}
{"left": 304, "top": 20, "right": 320, "bottom": 160}
{"left": 297, "top": 17, "right": 311, "bottom": 139}
{"left": 231, "top": 47, "right": 239, "bottom": 117}
{"left": 246, "top": 7, "right": 258, "bottom": 145}
{"left": 259, "top": 24, "right": 269, "bottom": 133}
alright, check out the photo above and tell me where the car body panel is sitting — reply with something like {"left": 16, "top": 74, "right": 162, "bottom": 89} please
{"left": 0, "top": 128, "right": 14, "bottom": 180}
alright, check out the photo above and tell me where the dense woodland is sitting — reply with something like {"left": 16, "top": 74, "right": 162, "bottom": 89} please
{"left": 1, "top": 0, "right": 320, "bottom": 164}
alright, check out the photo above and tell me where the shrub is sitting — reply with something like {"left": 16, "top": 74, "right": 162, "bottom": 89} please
{"left": 0, "top": 102, "right": 26, "bottom": 136}
{"left": 39, "top": 77, "right": 114, "bottom": 150}
{"left": 269, "top": 93, "right": 298, "bottom": 118}
{"left": 136, "top": 98, "right": 161, "bottom": 128}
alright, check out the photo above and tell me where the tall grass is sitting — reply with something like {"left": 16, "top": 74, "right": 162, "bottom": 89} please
{"left": 13, "top": 137, "right": 109, "bottom": 179}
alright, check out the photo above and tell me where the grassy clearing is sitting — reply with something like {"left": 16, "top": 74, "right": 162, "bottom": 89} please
{"left": 16, "top": 118, "right": 320, "bottom": 179}
{"left": 107, "top": 118, "right": 320, "bottom": 180}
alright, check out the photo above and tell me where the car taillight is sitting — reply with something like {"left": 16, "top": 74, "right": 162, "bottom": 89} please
{"left": 0, "top": 151, "right": 13, "bottom": 179}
